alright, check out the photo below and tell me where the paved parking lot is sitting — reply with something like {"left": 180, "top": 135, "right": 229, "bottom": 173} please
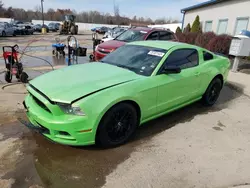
{"left": 0, "top": 33, "right": 250, "bottom": 188}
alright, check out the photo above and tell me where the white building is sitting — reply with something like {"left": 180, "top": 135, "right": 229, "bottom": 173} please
{"left": 181, "top": 0, "right": 250, "bottom": 36}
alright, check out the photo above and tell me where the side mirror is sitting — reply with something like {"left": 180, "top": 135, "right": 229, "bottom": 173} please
{"left": 162, "top": 65, "right": 181, "bottom": 74}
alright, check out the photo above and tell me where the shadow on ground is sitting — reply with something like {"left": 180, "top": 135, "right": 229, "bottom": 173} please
{"left": 239, "top": 63, "right": 250, "bottom": 75}
{"left": 0, "top": 83, "right": 244, "bottom": 188}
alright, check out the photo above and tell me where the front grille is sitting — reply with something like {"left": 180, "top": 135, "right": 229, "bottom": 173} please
{"left": 32, "top": 94, "right": 51, "bottom": 113}
{"left": 37, "top": 122, "right": 50, "bottom": 134}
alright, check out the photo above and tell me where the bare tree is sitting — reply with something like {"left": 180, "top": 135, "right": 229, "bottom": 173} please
{"left": 0, "top": 1, "right": 5, "bottom": 17}
{"left": 155, "top": 18, "right": 166, "bottom": 24}
{"left": 47, "top": 8, "right": 55, "bottom": 20}
{"left": 0, "top": 0, "right": 3, "bottom": 9}
{"left": 4, "top": 7, "right": 14, "bottom": 18}
{"left": 0, "top": 1, "right": 166, "bottom": 25}
{"left": 113, "top": 0, "right": 120, "bottom": 24}
{"left": 13, "top": 8, "right": 27, "bottom": 21}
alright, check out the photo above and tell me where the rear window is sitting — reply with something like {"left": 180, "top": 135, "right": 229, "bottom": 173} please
{"left": 115, "top": 30, "right": 147, "bottom": 42}
{"left": 159, "top": 31, "right": 174, "bottom": 40}
{"left": 203, "top": 51, "right": 214, "bottom": 61}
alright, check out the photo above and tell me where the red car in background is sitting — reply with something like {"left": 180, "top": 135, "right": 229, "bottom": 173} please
{"left": 94, "top": 27, "right": 178, "bottom": 61}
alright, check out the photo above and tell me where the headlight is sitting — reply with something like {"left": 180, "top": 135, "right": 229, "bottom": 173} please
{"left": 58, "top": 103, "right": 85, "bottom": 116}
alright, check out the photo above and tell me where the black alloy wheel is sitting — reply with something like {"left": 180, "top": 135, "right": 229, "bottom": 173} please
{"left": 202, "top": 78, "right": 222, "bottom": 106}
{"left": 97, "top": 103, "right": 138, "bottom": 148}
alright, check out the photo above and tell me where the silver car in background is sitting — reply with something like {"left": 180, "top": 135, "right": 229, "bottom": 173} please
{"left": 102, "top": 27, "right": 127, "bottom": 42}
{"left": 0, "top": 22, "right": 15, "bottom": 36}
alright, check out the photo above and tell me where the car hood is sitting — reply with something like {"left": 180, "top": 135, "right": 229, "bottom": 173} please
{"left": 29, "top": 63, "right": 142, "bottom": 104}
{"left": 102, "top": 38, "right": 114, "bottom": 42}
{"left": 98, "top": 40, "right": 126, "bottom": 50}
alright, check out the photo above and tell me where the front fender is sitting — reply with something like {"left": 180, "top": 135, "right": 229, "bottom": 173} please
{"left": 74, "top": 90, "right": 139, "bottom": 134}
{"left": 73, "top": 80, "right": 148, "bottom": 136}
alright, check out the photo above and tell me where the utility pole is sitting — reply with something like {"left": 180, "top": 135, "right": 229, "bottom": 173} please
{"left": 41, "top": 0, "right": 44, "bottom": 26}
{"left": 41, "top": 0, "right": 46, "bottom": 33}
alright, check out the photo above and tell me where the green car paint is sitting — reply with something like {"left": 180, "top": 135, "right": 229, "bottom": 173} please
{"left": 24, "top": 41, "right": 230, "bottom": 146}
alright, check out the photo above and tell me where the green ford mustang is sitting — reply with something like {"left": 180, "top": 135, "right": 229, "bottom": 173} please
{"left": 23, "top": 41, "right": 230, "bottom": 147}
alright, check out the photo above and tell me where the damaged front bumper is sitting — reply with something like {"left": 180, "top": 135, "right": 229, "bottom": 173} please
{"left": 21, "top": 94, "right": 96, "bottom": 146}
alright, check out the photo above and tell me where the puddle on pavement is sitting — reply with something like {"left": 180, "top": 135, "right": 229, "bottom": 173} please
{"left": 0, "top": 56, "right": 90, "bottom": 68}
{"left": 0, "top": 114, "right": 136, "bottom": 188}
{"left": 0, "top": 84, "right": 244, "bottom": 188}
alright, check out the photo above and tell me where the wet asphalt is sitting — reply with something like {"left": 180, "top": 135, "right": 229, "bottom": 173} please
{"left": 0, "top": 84, "right": 243, "bottom": 188}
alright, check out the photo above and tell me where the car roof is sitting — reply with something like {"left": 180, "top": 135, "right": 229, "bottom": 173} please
{"left": 131, "top": 27, "right": 152, "bottom": 32}
{"left": 128, "top": 41, "right": 200, "bottom": 50}
{"left": 130, "top": 27, "right": 173, "bottom": 33}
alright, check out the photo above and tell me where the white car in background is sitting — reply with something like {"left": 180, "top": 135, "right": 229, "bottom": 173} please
{"left": 0, "top": 22, "right": 15, "bottom": 36}
{"left": 102, "top": 27, "right": 127, "bottom": 42}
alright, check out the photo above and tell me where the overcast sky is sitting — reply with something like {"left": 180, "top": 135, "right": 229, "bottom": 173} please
{"left": 3, "top": 0, "right": 207, "bottom": 19}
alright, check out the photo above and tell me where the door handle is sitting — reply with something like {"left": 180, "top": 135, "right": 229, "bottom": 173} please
{"left": 194, "top": 72, "right": 200, "bottom": 76}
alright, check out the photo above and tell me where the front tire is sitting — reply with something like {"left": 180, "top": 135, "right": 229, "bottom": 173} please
{"left": 96, "top": 103, "right": 138, "bottom": 148}
{"left": 20, "top": 72, "right": 28, "bottom": 83}
{"left": 202, "top": 78, "right": 222, "bottom": 106}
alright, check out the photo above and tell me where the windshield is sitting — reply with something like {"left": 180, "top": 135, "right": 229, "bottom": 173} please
{"left": 101, "top": 45, "right": 167, "bottom": 76}
{"left": 115, "top": 30, "right": 147, "bottom": 42}
{"left": 65, "top": 15, "right": 74, "bottom": 21}
{"left": 0, "top": 23, "right": 5, "bottom": 27}
{"left": 113, "top": 29, "right": 126, "bottom": 38}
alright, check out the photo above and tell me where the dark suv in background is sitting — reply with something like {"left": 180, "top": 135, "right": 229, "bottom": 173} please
{"left": 95, "top": 27, "right": 177, "bottom": 61}
{"left": 48, "top": 23, "right": 60, "bottom": 32}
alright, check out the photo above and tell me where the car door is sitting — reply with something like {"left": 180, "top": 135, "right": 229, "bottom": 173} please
{"left": 5, "top": 23, "right": 13, "bottom": 35}
{"left": 156, "top": 48, "right": 202, "bottom": 113}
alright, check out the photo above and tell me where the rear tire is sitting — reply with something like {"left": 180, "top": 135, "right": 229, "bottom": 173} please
{"left": 5, "top": 71, "right": 12, "bottom": 83}
{"left": 16, "top": 74, "right": 20, "bottom": 80}
{"left": 59, "top": 25, "right": 63, "bottom": 35}
{"left": 70, "top": 26, "right": 76, "bottom": 35}
{"left": 202, "top": 78, "right": 222, "bottom": 106}
{"left": 96, "top": 103, "right": 138, "bottom": 148}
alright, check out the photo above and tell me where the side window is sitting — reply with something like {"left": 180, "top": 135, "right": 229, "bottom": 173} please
{"left": 146, "top": 32, "right": 159, "bottom": 40}
{"left": 203, "top": 51, "right": 214, "bottom": 61}
{"left": 159, "top": 31, "right": 174, "bottom": 40}
{"left": 165, "top": 49, "right": 199, "bottom": 69}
